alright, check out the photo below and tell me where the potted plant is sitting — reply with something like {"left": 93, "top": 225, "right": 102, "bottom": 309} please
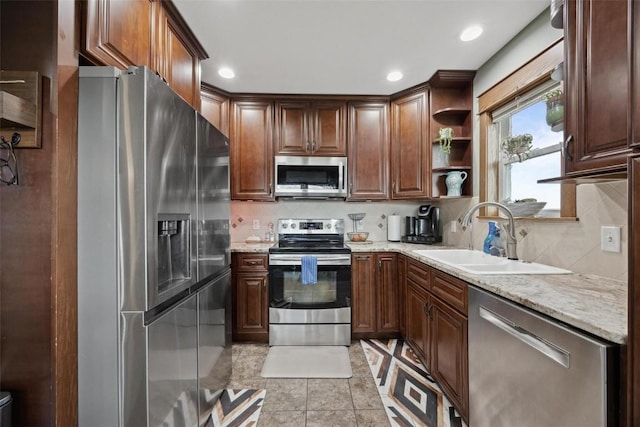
{"left": 501, "top": 133, "right": 533, "bottom": 162}
{"left": 438, "top": 127, "right": 453, "bottom": 155}
{"left": 543, "top": 88, "right": 563, "bottom": 131}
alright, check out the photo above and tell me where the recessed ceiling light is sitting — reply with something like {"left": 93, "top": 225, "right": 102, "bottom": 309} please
{"left": 218, "top": 67, "right": 235, "bottom": 79}
{"left": 459, "top": 26, "right": 483, "bottom": 42}
{"left": 387, "top": 71, "right": 403, "bottom": 82}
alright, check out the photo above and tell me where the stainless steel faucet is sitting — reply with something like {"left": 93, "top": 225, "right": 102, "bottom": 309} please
{"left": 461, "top": 202, "right": 518, "bottom": 260}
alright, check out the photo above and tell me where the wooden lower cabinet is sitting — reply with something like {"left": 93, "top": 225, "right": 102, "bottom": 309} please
{"left": 431, "top": 295, "right": 468, "bottom": 417}
{"left": 401, "top": 259, "right": 469, "bottom": 422}
{"left": 232, "top": 253, "right": 269, "bottom": 342}
{"left": 397, "top": 255, "right": 407, "bottom": 336}
{"left": 406, "top": 280, "right": 431, "bottom": 369}
{"left": 351, "top": 252, "right": 399, "bottom": 339}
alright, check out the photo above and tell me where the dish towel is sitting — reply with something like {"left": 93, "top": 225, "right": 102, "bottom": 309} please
{"left": 301, "top": 255, "right": 318, "bottom": 285}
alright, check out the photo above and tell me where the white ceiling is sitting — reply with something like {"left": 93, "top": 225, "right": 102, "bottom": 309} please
{"left": 173, "top": 0, "right": 550, "bottom": 95}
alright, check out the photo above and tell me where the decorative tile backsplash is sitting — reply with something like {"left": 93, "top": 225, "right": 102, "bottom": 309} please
{"left": 231, "top": 181, "right": 628, "bottom": 281}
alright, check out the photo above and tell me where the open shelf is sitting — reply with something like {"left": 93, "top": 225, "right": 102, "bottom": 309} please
{"left": 432, "top": 108, "right": 471, "bottom": 124}
{"left": 428, "top": 70, "right": 475, "bottom": 198}
{"left": 0, "top": 71, "right": 42, "bottom": 148}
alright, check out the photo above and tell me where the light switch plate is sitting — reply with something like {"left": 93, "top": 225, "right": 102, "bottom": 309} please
{"left": 253, "top": 219, "right": 260, "bottom": 230}
{"left": 601, "top": 226, "right": 621, "bottom": 253}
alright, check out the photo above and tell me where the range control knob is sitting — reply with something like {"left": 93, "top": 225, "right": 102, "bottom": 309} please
{"left": 326, "top": 223, "right": 332, "bottom": 229}
{"left": 282, "top": 223, "right": 288, "bottom": 229}
{"left": 291, "top": 223, "right": 296, "bottom": 229}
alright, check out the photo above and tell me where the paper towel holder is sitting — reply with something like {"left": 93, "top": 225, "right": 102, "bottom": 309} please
{"left": 387, "top": 213, "right": 402, "bottom": 242}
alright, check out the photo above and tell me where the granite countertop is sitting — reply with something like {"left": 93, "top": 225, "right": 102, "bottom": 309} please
{"left": 231, "top": 240, "right": 628, "bottom": 344}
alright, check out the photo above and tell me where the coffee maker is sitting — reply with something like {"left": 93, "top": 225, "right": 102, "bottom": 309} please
{"left": 401, "top": 204, "right": 442, "bottom": 244}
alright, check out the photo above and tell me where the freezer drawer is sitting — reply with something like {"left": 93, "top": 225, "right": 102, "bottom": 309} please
{"left": 468, "top": 286, "right": 618, "bottom": 427}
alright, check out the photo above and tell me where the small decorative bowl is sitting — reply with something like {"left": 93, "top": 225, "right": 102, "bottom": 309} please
{"left": 347, "top": 232, "right": 369, "bottom": 242}
{"left": 504, "top": 201, "right": 547, "bottom": 217}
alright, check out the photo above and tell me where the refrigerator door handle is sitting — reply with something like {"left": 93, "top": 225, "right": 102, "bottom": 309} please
{"left": 479, "top": 305, "right": 571, "bottom": 368}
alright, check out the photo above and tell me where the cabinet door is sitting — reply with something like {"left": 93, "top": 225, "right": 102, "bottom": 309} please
{"left": 391, "top": 90, "right": 430, "bottom": 199}
{"left": 406, "top": 281, "right": 430, "bottom": 369}
{"left": 351, "top": 253, "right": 377, "bottom": 335}
{"left": 431, "top": 296, "right": 468, "bottom": 418}
{"left": 156, "top": 6, "right": 199, "bottom": 108}
{"left": 565, "top": 0, "right": 631, "bottom": 174}
{"left": 200, "top": 86, "right": 229, "bottom": 137}
{"left": 348, "top": 101, "right": 390, "bottom": 200}
{"left": 233, "top": 271, "right": 269, "bottom": 340}
{"left": 275, "top": 101, "right": 310, "bottom": 155}
{"left": 397, "top": 255, "right": 407, "bottom": 336}
{"left": 311, "top": 101, "right": 347, "bottom": 156}
{"left": 230, "top": 100, "right": 275, "bottom": 200}
{"left": 633, "top": 0, "right": 640, "bottom": 148}
{"left": 84, "top": 0, "right": 153, "bottom": 70}
{"left": 376, "top": 254, "right": 399, "bottom": 333}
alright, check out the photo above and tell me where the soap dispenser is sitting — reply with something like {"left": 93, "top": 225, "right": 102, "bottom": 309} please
{"left": 483, "top": 221, "right": 498, "bottom": 254}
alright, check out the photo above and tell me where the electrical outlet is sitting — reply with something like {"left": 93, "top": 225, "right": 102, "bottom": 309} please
{"left": 252, "top": 219, "right": 260, "bottom": 230}
{"left": 450, "top": 220, "right": 457, "bottom": 233}
{"left": 601, "top": 226, "right": 621, "bottom": 253}
{"left": 356, "top": 220, "right": 364, "bottom": 231}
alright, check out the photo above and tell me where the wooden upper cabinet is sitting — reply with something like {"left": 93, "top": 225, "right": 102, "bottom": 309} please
{"left": 84, "top": 0, "right": 154, "bottom": 70}
{"left": 347, "top": 101, "right": 389, "bottom": 200}
{"left": 275, "top": 100, "right": 347, "bottom": 156}
{"left": 155, "top": 3, "right": 206, "bottom": 108}
{"left": 564, "top": 0, "right": 631, "bottom": 175}
{"left": 390, "top": 88, "right": 430, "bottom": 199}
{"left": 200, "top": 84, "right": 230, "bottom": 137}
{"left": 230, "top": 100, "right": 275, "bottom": 201}
{"left": 83, "top": 0, "right": 207, "bottom": 109}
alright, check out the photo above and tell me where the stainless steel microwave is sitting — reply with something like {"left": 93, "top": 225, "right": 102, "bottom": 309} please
{"left": 274, "top": 155, "right": 348, "bottom": 199}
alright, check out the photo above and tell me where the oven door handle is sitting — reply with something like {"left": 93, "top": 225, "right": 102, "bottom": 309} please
{"left": 269, "top": 255, "right": 352, "bottom": 265}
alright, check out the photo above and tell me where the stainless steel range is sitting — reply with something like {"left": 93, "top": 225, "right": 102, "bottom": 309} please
{"left": 268, "top": 219, "right": 352, "bottom": 346}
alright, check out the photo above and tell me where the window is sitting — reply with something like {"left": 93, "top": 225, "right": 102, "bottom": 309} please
{"left": 478, "top": 40, "right": 575, "bottom": 220}
{"left": 491, "top": 80, "right": 562, "bottom": 215}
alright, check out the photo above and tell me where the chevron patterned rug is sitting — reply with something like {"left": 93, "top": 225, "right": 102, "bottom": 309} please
{"left": 204, "top": 389, "right": 265, "bottom": 427}
{"left": 361, "top": 339, "right": 466, "bottom": 427}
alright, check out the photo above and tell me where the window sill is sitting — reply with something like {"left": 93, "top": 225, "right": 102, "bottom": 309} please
{"left": 477, "top": 216, "right": 579, "bottom": 222}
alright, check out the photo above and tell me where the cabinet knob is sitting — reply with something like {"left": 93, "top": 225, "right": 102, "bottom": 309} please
{"left": 312, "top": 141, "right": 316, "bottom": 152}
{"left": 349, "top": 183, "right": 353, "bottom": 196}
{"left": 268, "top": 183, "right": 272, "bottom": 195}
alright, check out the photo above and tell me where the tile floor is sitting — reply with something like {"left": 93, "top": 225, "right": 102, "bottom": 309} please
{"left": 230, "top": 341, "right": 390, "bottom": 427}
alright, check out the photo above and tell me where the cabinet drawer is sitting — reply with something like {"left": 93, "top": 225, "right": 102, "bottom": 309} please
{"left": 407, "top": 258, "right": 430, "bottom": 291}
{"left": 234, "top": 253, "right": 268, "bottom": 271}
{"left": 431, "top": 269, "right": 467, "bottom": 314}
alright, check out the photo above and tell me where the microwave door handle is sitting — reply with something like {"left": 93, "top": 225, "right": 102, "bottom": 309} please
{"left": 339, "top": 162, "right": 344, "bottom": 192}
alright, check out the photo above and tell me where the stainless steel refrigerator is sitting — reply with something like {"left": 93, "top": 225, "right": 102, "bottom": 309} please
{"left": 77, "top": 66, "right": 231, "bottom": 427}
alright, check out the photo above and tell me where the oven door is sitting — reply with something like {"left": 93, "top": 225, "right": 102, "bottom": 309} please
{"left": 268, "top": 253, "right": 351, "bottom": 310}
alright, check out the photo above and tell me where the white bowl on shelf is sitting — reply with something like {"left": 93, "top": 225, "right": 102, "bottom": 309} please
{"left": 504, "top": 201, "right": 547, "bottom": 217}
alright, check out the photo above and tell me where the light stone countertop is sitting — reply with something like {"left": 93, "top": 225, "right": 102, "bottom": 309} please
{"left": 231, "top": 240, "right": 628, "bottom": 344}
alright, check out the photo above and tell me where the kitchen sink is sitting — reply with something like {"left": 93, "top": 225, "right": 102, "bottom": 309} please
{"left": 412, "top": 249, "right": 572, "bottom": 275}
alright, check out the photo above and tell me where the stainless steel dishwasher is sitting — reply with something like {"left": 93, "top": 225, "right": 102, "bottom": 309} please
{"left": 468, "top": 287, "right": 619, "bottom": 427}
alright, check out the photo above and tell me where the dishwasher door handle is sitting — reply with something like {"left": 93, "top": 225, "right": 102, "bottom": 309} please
{"left": 479, "top": 306, "right": 571, "bottom": 368}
